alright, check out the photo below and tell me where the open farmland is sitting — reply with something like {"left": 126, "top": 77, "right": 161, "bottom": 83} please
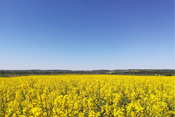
{"left": 0, "top": 75, "right": 174, "bottom": 117}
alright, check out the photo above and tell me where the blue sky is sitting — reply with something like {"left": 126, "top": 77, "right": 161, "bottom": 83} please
{"left": 0, "top": 0, "right": 174, "bottom": 70}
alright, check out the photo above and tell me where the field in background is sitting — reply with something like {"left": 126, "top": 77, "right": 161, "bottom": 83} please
{"left": 0, "top": 75, "right": 174, "bottom": 116}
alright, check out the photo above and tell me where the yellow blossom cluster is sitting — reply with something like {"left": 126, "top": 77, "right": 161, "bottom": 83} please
{"left": 0, "top": 75, "right": 174, "bottom": 116}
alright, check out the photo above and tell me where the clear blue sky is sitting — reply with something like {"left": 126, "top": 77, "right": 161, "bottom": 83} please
{"left": 0, "top": 0, "right": 174, "bottom": 70}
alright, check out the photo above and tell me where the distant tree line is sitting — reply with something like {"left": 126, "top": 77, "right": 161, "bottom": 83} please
{"left": 0, "top": 69, "right": 174, "bottom": 77}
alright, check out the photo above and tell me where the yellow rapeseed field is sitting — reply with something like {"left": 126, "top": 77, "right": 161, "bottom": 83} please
{"left": 0, "top": 75, "right": 174, "bottom": 117}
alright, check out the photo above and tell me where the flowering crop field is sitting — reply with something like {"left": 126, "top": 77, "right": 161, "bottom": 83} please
{"left": 0, "top": 75, "right": 174, "bottom": 117}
